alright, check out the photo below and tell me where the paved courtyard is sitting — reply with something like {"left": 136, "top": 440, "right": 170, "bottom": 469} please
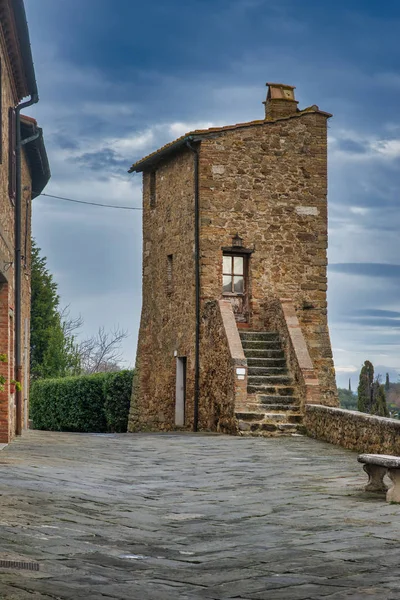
{"left": 0, "top": 431, "right": 400, "bottom": 599}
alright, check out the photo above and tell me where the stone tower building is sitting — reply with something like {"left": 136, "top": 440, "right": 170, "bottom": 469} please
{"left": 128, "top": 83, "right": 338, "bottom": 436}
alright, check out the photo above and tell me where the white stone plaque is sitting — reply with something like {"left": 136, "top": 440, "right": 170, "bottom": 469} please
{"left": 295, "top": 206, "right": 319, "bottom": 216}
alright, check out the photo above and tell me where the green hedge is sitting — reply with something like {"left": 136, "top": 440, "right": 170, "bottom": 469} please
{"left": 30, "top": 370, "right": 134, "bottom": 433}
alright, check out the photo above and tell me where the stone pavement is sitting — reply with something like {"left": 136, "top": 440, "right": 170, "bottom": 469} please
{"left": 1, "top": 431, "right": 400, "bottom": 599}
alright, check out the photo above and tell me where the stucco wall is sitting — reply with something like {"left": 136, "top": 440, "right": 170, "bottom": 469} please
{"left": 305, "top": 404, "right": 400, "bottom": 454}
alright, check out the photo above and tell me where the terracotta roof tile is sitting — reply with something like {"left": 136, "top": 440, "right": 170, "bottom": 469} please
{"left": 128, "top": 107, "right": 332, "bottom": 173}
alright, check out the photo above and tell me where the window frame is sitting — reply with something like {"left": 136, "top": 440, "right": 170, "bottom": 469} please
{"left": 222, "top": 254, "right": 247, "bottom": 296}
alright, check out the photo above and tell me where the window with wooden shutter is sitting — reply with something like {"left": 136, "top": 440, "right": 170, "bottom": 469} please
{"left": 9, "top": 107, "right": 16, "bottom": 204}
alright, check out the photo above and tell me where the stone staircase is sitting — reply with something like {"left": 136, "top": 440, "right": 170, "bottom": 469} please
{"left": 235, "top": 331, "right": 302, "bottom": 436}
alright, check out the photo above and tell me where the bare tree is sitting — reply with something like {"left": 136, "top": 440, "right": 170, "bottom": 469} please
{"left": 59, "top": 305, "right": 84, "bottom": 338}
{"left": 79, "top": 326, "right": 129, "bottom": 374}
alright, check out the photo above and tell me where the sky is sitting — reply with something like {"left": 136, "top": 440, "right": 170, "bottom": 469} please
{"left": 24, "top": 0, "right": 400, "bottom": 387}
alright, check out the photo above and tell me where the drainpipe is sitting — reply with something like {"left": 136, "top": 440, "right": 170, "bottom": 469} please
{"left": 15, "top": 92, "right": 39, "bottom": 435}
{"left": 186, "top": 139, "right": 200, "bottom": 432}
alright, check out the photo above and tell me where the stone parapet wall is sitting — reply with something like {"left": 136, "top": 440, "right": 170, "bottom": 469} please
{"left": 265, "top": 297, "right": 328, "bottom": 409}
{"left": 305, "top": 404, "right": 400, "bottom": 454}
{"left": 199, "top": 300, "right": 242, "bottom": 433}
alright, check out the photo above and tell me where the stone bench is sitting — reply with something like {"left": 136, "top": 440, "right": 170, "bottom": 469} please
{"left": 358, "top": 454, "right": 400, "bottom": 502}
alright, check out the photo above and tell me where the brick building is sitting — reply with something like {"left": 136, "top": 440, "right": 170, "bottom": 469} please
{"left": 0, "top": 0, "right": 50, "bottom": 443}
{"left": 129, "top": 83, "right": 338, "bottom": 436}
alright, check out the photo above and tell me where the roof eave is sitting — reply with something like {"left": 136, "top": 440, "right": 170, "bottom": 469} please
{"left": 128, "top": 108, "right": 332, "bottom": 174}
{"left": 21, "top": 117, "right": 50, "bottom": 197}
{"left": 128, "top": 134, "right": 202, "bottom": 173}
{"left": 31, "top": 131, "right": 50, "bottom": 198}
{"left": 12, "top": 0, "right": 38, "bottom": 100}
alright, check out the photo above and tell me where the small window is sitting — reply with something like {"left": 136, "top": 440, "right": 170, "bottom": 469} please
{"left": 222, "top": 255, "right": 244, "bottom": 294}
{"left": 150, "top": 171, "right": 156, "bottom": 208}
{"left": 167, "top": 254, "right": 173, "bottom": 295}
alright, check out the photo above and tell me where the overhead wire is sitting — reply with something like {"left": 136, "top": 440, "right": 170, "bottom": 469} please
{"left": 39, "top": 192, "right": 142, "bottom": 210}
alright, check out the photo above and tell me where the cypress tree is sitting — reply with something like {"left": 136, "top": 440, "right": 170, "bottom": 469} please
{"left": 357, "top": 361, "right": 374, "bottom": 413}
{"left": 385, "top": 372, "right": 390, "bottom": 392}
{"left": 371, "top": 382, "right": 389, "bottom": 417}
{"left": 30, "top": 240, "right": 80, "bottom": 380}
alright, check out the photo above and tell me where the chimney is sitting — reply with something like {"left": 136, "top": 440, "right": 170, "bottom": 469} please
{"left": 263, "top": 83, "right": 298, "bottom": 120}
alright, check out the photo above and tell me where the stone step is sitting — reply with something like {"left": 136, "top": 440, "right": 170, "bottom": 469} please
{"left": 257, "top": 395, "right": 297, "bottom": 405}
{"left": 264, "top": 404, "right": 300, "bottom": 412}
{"left": 236, "top": 411, "right": 299, "bottom": 422}
{"left": 287, "top": 414, "right": 303, "bottom": 424}
{"left": 247, "top": 357, "right": 287, "bottom": 368}
{"left": 241, "top": 340, "right": 282, "bottom": 350}
{"left": 248, "top": 375, "right": 293, "bottom": 386}
{"left": 237, "top": 420, "right": 301, "bottom": 435}
{"left": 248, "top": 366, "right": 288, "bottom": 376}
{"left": 238, "top": 421, "right": 279, "bottom": 433}
{"left": 235, "top": 412, "right": 267, "bottom": 421}
{"left": 260, "top": 403, "right": 297, "bottom": 411}
{"left": 236, "top": 402, "right": 299, "bottom": 412}
{"left": 245, "top": 349, "right": 284, "bottom": 359}
{"left": 239, "top": 332, "right": 279, "bottom": 342}
{"left": 257, "top": 387, "right": 295, "bottom": 397}
{"left": 237, "top": 405, "right": 300, "bottom": 414}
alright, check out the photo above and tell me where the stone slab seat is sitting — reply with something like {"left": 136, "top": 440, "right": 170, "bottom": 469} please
{"left": 358, "top": 454, "right": 400, "bottom": 502}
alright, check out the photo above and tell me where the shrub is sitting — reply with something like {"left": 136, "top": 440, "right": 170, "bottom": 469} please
{"left": 30, "top": 371, "right": 134, "bottom": 433}
{"left": 103, "top": 370, "right": 134, "bottom": 433}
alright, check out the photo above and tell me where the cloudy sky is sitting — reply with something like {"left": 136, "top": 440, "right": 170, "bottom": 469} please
{"left": 24, "top": 0, "right": 400, "bottom": 386}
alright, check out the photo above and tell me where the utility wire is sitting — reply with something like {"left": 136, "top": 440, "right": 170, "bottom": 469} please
{"left": 39, "top": 193, "right": 142, "bottom": 210}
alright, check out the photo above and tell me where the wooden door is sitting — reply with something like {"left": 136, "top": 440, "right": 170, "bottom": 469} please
{"left": 175, "top": 357, "right": 186, "bottom": 426}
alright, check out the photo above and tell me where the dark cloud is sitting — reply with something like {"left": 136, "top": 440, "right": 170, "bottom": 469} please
{"left": 329, "top": 263, "right": 400, "bottom": 278}
{"left": 22, "top": 0, "right": 400, "bottom": 375}
{"left": 342, "top": 317, "right": 400, "bottom": 328}
{"left": 72, "top": 148, "right": 128, "bottom": 173}
{"left": 56, "top": 136, "right": 79, "bottom": 151}
{"left": 336, "top": 139, "right": 368, "bottom": 154}
{"left": 347, "top": 308, "right": 400, "bottom": 318}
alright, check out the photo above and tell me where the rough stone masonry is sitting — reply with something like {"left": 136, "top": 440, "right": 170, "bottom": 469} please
{"left": 128, "top": 82, "right": 338, "bottom": 433}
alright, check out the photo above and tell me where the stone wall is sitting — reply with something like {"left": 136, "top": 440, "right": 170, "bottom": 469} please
{"left": 198, "top": 111, "right": 337, "bottom": 405}
{"left": 0, "top": 36, "right": 33, "bottom": 443}
{"left": 265, "top": 297, "right": 326, "bottom": 409}
{"left": 305, "top": 404, "right": 400, "bottom": 454}
{"left": 20, "top": 154, "right": 33, "bottom": 433}
{"left": 129, "top": 149, "right": 196, "bottom": 432}
{"left": 199, "top": 300, "right": 240, "bottom": 433}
